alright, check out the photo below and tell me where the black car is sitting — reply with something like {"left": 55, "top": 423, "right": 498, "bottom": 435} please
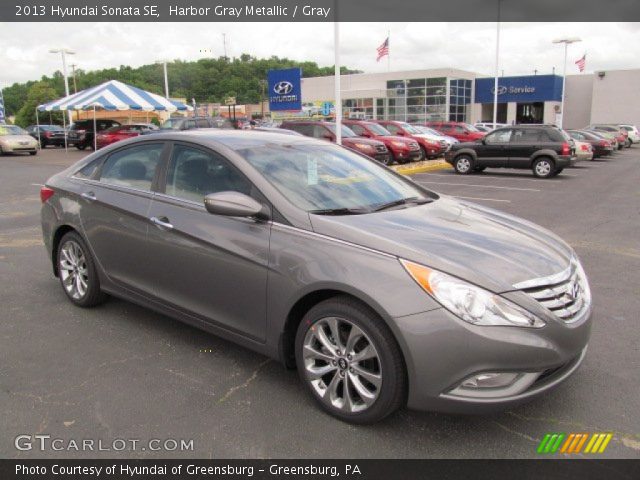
{"left": 445, "top": 125, "right": 576, "bottom": 178}
{"left": 25, "top": 124, "right": 66, "bottom": 148}
{"left": 68, "top": 119, "right": 121, "bottom": 150}
{"left": 156, "top": 116, "right": 234, "bottom": 132}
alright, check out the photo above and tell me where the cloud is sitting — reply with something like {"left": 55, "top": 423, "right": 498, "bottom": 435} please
{"left": 0, "top": 22, "right": 638, "bottom": 87}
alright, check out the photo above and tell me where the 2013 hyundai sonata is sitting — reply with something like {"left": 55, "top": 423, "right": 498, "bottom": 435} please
{"left": 41, "top": 130, "right": 592, "bottom": 423}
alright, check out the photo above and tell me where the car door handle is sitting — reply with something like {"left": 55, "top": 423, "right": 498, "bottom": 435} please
{"left": 150, "top": 216, "right": 174, "bottom": 230}
{"left": 81, "top": 191, "right": 96, "bottom": 201}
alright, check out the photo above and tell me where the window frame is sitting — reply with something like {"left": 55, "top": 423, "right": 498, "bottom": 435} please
{"left": 95, "top": 141, "right": 167, "bottom": 193}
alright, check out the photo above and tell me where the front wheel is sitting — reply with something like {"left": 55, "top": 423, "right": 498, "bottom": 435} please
{"left": 57, "top": 232, "right": 107, "bottom": 308}
{"left": 532, "top": 157, "right": 555, "bottom": 178}
{"left": 29, "top": 151, "right": 38, "bottom": 156}
{"left": 295, "top": 297, "right": 407, "bottom": 424}
{"left": 76, "top": 143, "right": 87, "bottom": 151}
{"left": 453, "top": 155, "right": 473, "bottom": 174}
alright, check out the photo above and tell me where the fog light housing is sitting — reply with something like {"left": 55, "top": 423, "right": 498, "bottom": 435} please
{"left": 447, "top": 371, "right": 541, "bottom": 399}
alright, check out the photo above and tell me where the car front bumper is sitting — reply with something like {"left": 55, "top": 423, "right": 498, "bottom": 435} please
{"left": 393, "top": 305, "right": 591, "bottom": 413}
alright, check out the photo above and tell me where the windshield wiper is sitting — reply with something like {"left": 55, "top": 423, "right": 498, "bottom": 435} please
{"left": 309, "top": 207, "right": 371, "bottom": 216}
{"left": 373, "top": 197, "right": 432, "bottom": 212}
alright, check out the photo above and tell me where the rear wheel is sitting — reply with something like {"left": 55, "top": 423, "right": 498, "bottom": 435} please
{"left": 474, "top": 166, "right": 486, "bottom": 172}
{"left": 453, "top": 155, "right": 473, "bottom": 174}
{"left": 57, "top": 231, "right": 107, "bottom": 308}
{"left": 295, "top": 297, "right": 407, "bottom": 424}
{"left": 532, "top": 157, "right": 555, "bottom": 178}
{"left": 29, "top": 151, "right": 37, "bottom": 156}
{"left": 76, "top": 143, "right": 87, "bottom": 151}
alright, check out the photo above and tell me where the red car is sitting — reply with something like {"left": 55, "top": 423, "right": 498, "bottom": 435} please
{"left": 374, "top": 120, "right": 443, "bottom": 159}
{"left": 343, "top": 119, "right": 423, "bottom": 164}
{"left": 95, "top": 124, "right": 159, "bottom": 149}
{"left": 280, "top": 121, "right": 391, "bottom": 164}
{"left": 424, "top": 121, "right": 486, "bottom": 143}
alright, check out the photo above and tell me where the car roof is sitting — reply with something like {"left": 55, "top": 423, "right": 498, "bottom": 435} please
{"left": 136, "top": 129, "right": 325, "bottom": 150}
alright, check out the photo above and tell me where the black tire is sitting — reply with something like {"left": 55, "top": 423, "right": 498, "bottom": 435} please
{"left": 76, "top": 143, "right": 87, "bottom": 151}
{"left": 419, "top": 146, "right": 427, "bottom": 162}
{"left": 295, "top": 296, "right": 407, "bottom": 424}
{"left": 475, "top": 166, "right": 486, "bottom": 172}
{"left": 56, "top": 231, "right": 107, "bottom": 308}
{"left": 532, "top": 157, "right": 555, "bottom": 178}
{"left": 29, "top": 151, "right": 37, "bottom": 156}
{"left": 453, "top": 154, "right": 474, "bottom": 174}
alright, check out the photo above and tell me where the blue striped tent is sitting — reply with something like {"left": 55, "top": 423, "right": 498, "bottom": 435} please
{"left": 37, "top": 80, "right": 192, "bottom": 112}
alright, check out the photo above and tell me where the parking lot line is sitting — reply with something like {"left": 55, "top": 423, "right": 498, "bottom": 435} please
{"left": 417, "top": 173, "right": 546, "bottom": 182}
{"left": 417, "top": 181, "right": 540, "bottom": 192}
{"left": 453, "top": 196, "right": 511, "bottom": 203}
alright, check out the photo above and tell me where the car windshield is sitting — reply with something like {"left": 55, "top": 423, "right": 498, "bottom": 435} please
{"left": 463, "top": 123, "right": 480, "bottom": 132}
{"left": 239, "top": 144, "right": 434, "bottom": 214}
{"left": 325, "top": 124, "right": 357, "bottom": 138}
{"left": 396, "top": 123, "right": 421, "bottom": 134}
{"left": 41, "top": 125, "right": 63, "bottom": 131}
{"left": 416, "top": 126, "right": 441, "bottom": 136}
{"left": 0, "top": 126, "right": 26, "bottom": 136}
{"left": 366, "top": 123, "right": 393, "bottom": 136}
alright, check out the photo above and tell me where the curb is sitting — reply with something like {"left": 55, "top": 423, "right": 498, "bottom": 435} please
{"left": 391, "top": 159, "right": 452, "bottom": 176}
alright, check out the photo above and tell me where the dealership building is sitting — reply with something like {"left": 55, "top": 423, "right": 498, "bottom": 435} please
{"left": 298, "top": 68, "right": 640, "bottom": 128}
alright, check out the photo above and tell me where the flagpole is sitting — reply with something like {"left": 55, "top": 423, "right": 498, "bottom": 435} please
{"left": 334, "top": 20, "right": 342, "bottom": 146}
{"left": 387, "top": 30, "right": 391, "bottom": 73}
{"left": 492, "top": 0, "right": 501, "bottom": 130}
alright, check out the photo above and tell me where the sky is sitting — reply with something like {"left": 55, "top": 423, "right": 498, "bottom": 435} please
{"left": 1, "top": 22, "right": 639, "bottom": 87}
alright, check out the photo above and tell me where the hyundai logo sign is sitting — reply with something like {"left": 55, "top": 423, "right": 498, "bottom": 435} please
{"left": 268, "top": 68, "right": 302, "bottom": 111}
{"left": 491, "top": 85, "right": 536, "bottom": 95}
{"left": 273, "top": 81, "right": 294, "bottom": 95}
{"left": 491, "top": 86, "right": 508, "bottom": 95}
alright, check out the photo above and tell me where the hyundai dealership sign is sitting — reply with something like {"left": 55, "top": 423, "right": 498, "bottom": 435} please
{"left": 268, "top": 68, "right": 302, "bottom": 111}
{"left": 475, "top": 75, "right": 563, "bottom": 104}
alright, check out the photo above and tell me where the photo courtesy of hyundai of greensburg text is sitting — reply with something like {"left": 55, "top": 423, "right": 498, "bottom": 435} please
{"left": 0, "top": 1, "right": 639, "bottom": 479}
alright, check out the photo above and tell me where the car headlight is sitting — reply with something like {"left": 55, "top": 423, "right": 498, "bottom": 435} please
{"left": 400, "top": 259, "right": 545, "bottom": 328}
{"left": 391, "top": 141, "right": 407, "bottom": 148}
{"left": 353, "top": 142, "right": 374, "bottom": 151}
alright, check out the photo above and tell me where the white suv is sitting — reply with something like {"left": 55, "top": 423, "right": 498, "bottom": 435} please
{"left": 620, "top": 124, "right": 639, "bottom": 144}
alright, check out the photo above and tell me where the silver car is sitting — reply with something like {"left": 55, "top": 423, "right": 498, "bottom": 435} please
{"left": 0, "top": 125, "right": 39, "bottom": 155}
{"left": 40, "top": 130, "right": 592, "bottom": 423}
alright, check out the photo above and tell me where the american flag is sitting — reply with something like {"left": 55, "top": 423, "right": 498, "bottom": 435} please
{"left": 376, "top": 37, "right": 389, "bottom": 62}
{"left": 575, "top": 54, "right": 586, "bottom": 72}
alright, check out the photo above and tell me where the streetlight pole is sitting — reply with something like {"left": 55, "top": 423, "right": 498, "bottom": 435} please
{"left": 49, "top": 48, "right": 75, "bottom": 125}
{"left": 492, "top": 0, "right": 501, "bottom": 130}
{"left": 552, "top": 37, "right": 581, "bottom": 129}
{"left": 334, "top": 21, "right": 341, "bottom": 146}
{"left": 155, "top": 60, "right": 170, "bottom": 99}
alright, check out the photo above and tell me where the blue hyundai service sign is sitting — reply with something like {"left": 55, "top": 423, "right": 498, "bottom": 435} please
{"left": 475, "top": 75, "right": 563, "bottom": 104}
{"left": 268, "top": 68, "right": 302, "bottom": 111}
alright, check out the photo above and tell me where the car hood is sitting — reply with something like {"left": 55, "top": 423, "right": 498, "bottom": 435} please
{"left": 412, "top": 133, "right": 441, "bottom": 142}
{"left": 0, "top": 134, "right": 37, "bottom": 145}
{"left": 309, "top": 196, "right": 573, "bottom": 293}
{"left": 342, "top": 137, "right": 384, "bottom": 147}
{"left": 375, "top": 135, "right": 415, "bottom": 145}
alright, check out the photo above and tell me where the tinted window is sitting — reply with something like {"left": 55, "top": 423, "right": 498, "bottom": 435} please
{"left": 485, "top": 129, "right": 512, "bottom": 143}
{"left": 99, "top": 143, "right": 163, "bottom": 191}
{"left": 74, "top": 159, "right": 101, "bottom": 179}
{"left": 165, "top": 145, "right": 252, "bottom": 203}
{"left": 385, "top": 124, "right": 401, "bottom": 135}
{"left": 350, "top": 124, "right": 367, "bottom": 136}
{"left": 511, "top": 129, "right": 542, "bottom": 143}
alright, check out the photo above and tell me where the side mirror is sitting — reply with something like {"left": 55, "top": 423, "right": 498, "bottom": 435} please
{"left": 323, "top": 133, "right": 334, "bottom": 140}
{"left": 204, "top": 191, "right": 267, "bottom": 219}
{"left": 396, "top": 131, "right": 406, "bottom": 136}
{"left": 360, "top": 131, "right": 372, "bottom": 138}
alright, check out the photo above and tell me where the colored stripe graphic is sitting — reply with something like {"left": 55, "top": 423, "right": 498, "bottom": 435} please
{"left": 540, "top": 433, "right": 613, "bottom": 454}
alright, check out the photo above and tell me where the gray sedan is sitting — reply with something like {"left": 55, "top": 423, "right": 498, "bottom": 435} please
{"left": 40, "top": 130, "right": 592, "bottom": 423}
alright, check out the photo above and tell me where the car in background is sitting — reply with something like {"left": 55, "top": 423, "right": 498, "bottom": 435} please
{"left": 573, "top": 139, "right": 593, "bottom": 162}
{"left": 425, "top": 121, "right": 486, "bottom": 143}
{"left": 95, "top": 124, "right": 159, "bottom": 149}
{"left": 157, "top": 116, "right": 234, "bottom": 132}
{"left": 587, "top": 124, "right": 628, "bottom": 149}
{"left": 619, "top": 124, "right": 639, "bottom": 144}
{"left": 445, "top": 124, "right": 575, "bottom": 178}
{"left": 412, "top": 125, "right": 459, "bottom": 151}
{"left": 583, "top": 129, "right": 619, "bottom": 150}
{"left": 252, "top": 126, "right": 303, "bottom": 136}
{"left": 0, "top": 125, "right": 39, "bottom": 156}
{"left": 475, "top": 122, "right": 508, "bottom": 132}
{"left": 374, "top": 120, "right": 443, "bottom": 159}
{"left": 68, "top": 119, "right": 121, "bottom": 150}
{"left": 26, "top": 125, "right": 66, "bottom": 148}
{"left": 566, "top": 130, "right": 613, "bottom": 158}
{"left": 280, "top": 121, "right": 391, "bottom": 164}
{"left": 343, "top": 120, "right": 422, "bottom": 164}
{"left": 474, "top": 125, "right": 492, "bottom": 133}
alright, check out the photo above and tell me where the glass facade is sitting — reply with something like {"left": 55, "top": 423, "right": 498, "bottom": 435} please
{"left": 340, "top": 76, "right": 472, "bottom": 123}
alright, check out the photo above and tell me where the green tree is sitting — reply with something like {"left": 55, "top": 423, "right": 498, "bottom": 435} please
{"left": 14, "top": 81, "right": 63, "bottom": 127}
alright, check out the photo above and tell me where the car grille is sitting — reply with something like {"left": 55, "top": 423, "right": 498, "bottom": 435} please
{"left": 375, "top": 144, "right": 388, "bottom": 153}
{"left": 439, "top": 140, "right": 447, "bottom": 148}
{"left": 408, "top": 142, "right": 420, "bottom": 150}
{"left": 516, "top": 260, "right": 590, "bottom": 323}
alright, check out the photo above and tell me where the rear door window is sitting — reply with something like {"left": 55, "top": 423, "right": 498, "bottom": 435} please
{"left": 99, "top": 143, "right": 164, "bottom": 191}
{"left": 385, "top": 124, "right": 401, "bottom": 135}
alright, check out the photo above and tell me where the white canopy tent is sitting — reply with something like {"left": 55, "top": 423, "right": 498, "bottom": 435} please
{"left": 36, "top": 80, "right": 192, "bottom": 150}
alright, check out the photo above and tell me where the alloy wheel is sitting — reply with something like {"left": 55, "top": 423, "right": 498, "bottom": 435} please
{"left": 59, "top": 240, "right": 89, "bottom": 300}
{"left": 302, "top": 317, "right": 382, "bottom": 413}
{"left": 535, "top": 160, "right": 552, "bottom": 176}
{"left": 456, "top": 156, "right": 471, "bottom": 173}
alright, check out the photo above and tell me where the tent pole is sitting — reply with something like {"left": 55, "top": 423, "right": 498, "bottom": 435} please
{"left": 62, "top": 110, "right": 68, "bottom": 152}
{"left": 35, "top": 108, "right": 41, "bottom": 149}
{"left": 93, "top": 106, "right": 97, "bottom": 151}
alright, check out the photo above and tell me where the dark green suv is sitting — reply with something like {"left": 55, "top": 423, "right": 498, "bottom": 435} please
{"left": 445, "top": 125, "right": 576, "bottom": 178}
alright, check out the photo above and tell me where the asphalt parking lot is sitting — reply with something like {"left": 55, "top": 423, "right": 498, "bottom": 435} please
{"left": 1, "top": 147, "right": 639, "bottom": 459}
